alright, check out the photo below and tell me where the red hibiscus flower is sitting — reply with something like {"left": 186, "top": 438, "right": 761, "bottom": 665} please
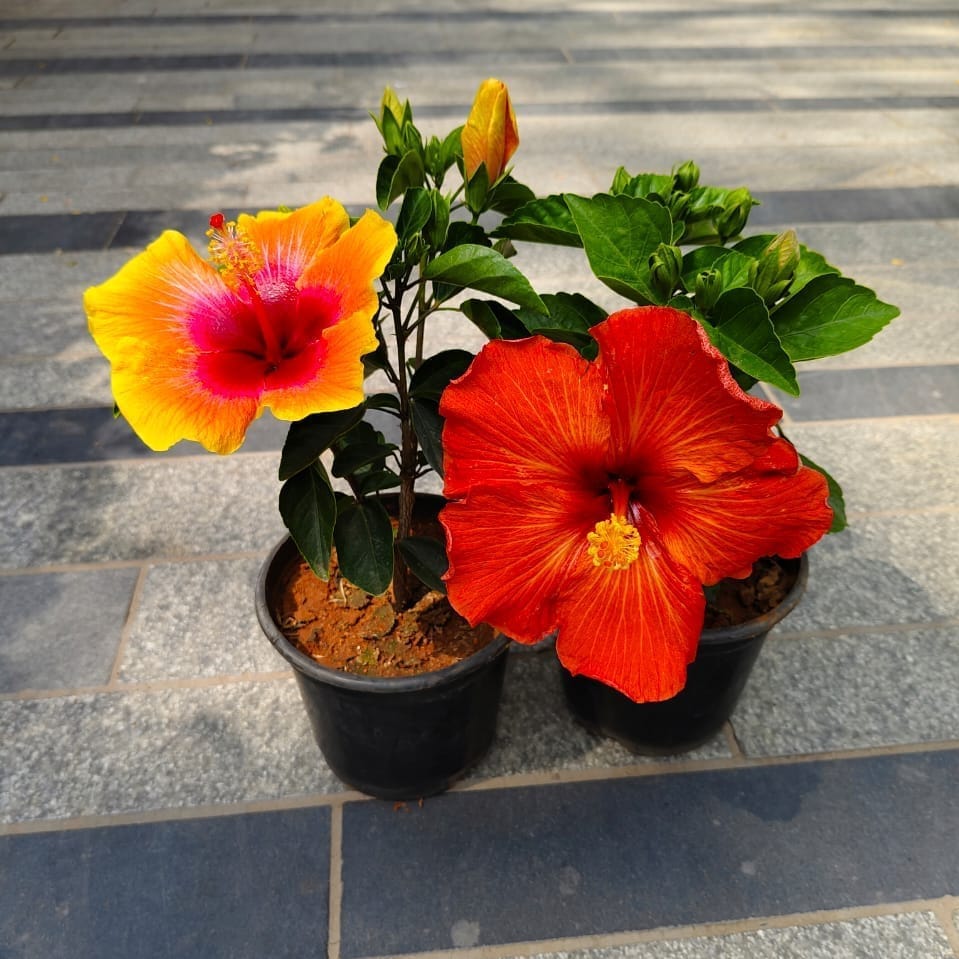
{"left": 439, "top": 306, "right": 833, "bottom": 702}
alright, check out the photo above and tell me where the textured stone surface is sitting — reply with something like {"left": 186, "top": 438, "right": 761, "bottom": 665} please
{"left": 780, "top": 512, "right": 959, "bottom": 634}
{"left": 119, "top": 558, "right": 283, "bottom": 682}
{"left": 524, "top": 913, "right": 955, "bottom": 958}
{"left": 734, "top": 625, "right": 959, "bottom": 756}
{"left": 0, "top": 679, "right": 340, "bottom": 823}
{"left": 0, "top": 568, "right": 138, "bottom": 692}
{"left": 0, "top": 455, "right": 285, "bottom": 568}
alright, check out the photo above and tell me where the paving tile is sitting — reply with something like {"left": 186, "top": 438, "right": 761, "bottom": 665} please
{"left": 0, "top": 301, "right": 99, "bottom": 359}
{"left": 0, "top": 455, "right": 285, "bottom": 569}
{"left": 0, "top": 807, "right": 330, "bottom": 959}
{"left": 782, "top": 418, "right": 959, "bottom": 516}
{"left": 733, "top": 625, "right": 959, "bottom": 756}
{"left": 0, "top": 679, "right": 339, "bottom": 823}
{"left": 0, "top": 249, "right": 134, "bottom": 303}
{"left": 472, "top": 650, "right": 730, "bottom": 784}
{"left": 0, "top": 211, "right": 122, "bottom": 254}
{"left": 783, "top": 512, "right": 959, "bottom": 633}
{"left": 0, "top": 356, "right": 112, "bottom": 410}
{"left": 0, "top": 406, "right": 288, "bottom": 465}
{"left": 339, "top": 750, "right": 959, "bottom": 957}
{"left": 119, "top": 558, "right": 282, "bottom": 682}
{"left": 524, "top": 912, "right": 955, "bottom": 958}
{"left": 770, "top": 365, "right": 959, "bottom": 420}
{"left": 0, "top": 568, "right": 138, "bottom": 693}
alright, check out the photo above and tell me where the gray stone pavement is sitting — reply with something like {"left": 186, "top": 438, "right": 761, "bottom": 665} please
{"left": 1, "top": 2, "right": 958, "bottom": 957}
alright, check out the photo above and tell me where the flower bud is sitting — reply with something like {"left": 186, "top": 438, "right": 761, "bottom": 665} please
{"left": 754, "top": 229, "right": 801, "bottom": 303}
{"left": 376, "top": 86, "right": 411, "bottom": 156}
{"left": 716, "top": 187, "right": 755, "bottom": 242}
{"left": 380, "top": 86, "right": 406, "bottom": 128}
{"left": 694, "top": 269, "right": 723, "bottom": 313}
{"left": 672, "top": 160, "right": 700, "bottom": 193}
{"left": 649, "top": 243, "right": 683, "bottom": 300}
{"left": 461, "top": 78, "right": 519, "bottom": 185}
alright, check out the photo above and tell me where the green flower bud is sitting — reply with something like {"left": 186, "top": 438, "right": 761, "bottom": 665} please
{"left": 753, "top": 229, "right": 801, "bottom": 303}
{"left": 649, "top": 242, "right": 683, "bottom": 300}
{"left": 672, "top": 160, "right": 700, "bottom": 193}
{"left": 694, "top": 268, "right": 723, "bottom": 313}
{"left": 716, "top": 187, "right": 756, "bottom": 242}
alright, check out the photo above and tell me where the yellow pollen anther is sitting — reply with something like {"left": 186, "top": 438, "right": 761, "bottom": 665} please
{"left": 586, "top": 514, "right": 641, "bottom": 570}
{"left": 206, "top": 215, "right": 262, "bottom": 288}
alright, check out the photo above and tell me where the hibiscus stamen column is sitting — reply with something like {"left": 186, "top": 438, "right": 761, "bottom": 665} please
{"left": 588, "top": 479, "right": 641, "bottom": 571}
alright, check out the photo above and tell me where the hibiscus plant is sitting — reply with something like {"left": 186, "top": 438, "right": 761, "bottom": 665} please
{"left": 85, "top": 79, "right": 898, "bottom": 703}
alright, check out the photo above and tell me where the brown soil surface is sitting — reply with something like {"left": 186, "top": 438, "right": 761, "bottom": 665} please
{"left": 270, "top": 504, "right": 495, "bottom": 678}
{"left": 703, "top": 556, "right": 797, "bottom": 629}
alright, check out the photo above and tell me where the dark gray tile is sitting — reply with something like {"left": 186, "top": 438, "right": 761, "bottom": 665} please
{"left": 0, "top": 569, "right": 138, "bottom": 693}
{"left": 752, "top": 186, "right": 959, "bottom": 224}
{"left": 0, "top": 407, "right": 288, "bottom": 466}
{"left": 0, "top": 807, "right": 330, "bottom": 959}
{"left": 0, "top": 212, "right": 123, "bottom": 255}
{"left": 340, "top": 750, "right": 959, "bottom": 957}
{"left": 769, "top": 365, "right": 959, "bottom": 419}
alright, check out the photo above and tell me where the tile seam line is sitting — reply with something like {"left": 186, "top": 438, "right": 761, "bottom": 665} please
{"left": 4, "top": 740, "right": 959, "bottom": 837}
{"left": 0, "top": 552, "right": 271, "bottom": 575}
{"left": 363, "top": 897, "right": 959, "bottom": 959}
{"left": 328, "top": 804, "right": 344, "bottom": 959}
{"left": 931, "top": 897, "right": 959, "bottom": 956}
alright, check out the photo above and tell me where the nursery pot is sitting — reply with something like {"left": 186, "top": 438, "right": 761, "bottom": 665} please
{"left": 561, "top": 554, "right": 808, "bottom": 755}
{"left": 255, "top": 533, "right": 510, "bottom": 800}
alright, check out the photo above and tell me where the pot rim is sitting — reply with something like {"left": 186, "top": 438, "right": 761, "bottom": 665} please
{"left": 698, "top": 552, "right": 809, "bottom": 647}
{"left": 255, "top": 535, "right": 511, "bottom": 694}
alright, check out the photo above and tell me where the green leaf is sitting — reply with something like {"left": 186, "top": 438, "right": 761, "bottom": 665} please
{"left": 701, "top": 288, "right": 799, "bottom": 395}
{"left": 375, "top": 150, "right": 425, "bottom": 209}
{"left": 331, "top": 439, "right": 398, "bottom": 478}
{"left": 410, "top": 397, "right": 444, "bottom": 475}
{"left": 365, "top": 392, "right": 401, "bottom": 413}
{"left": 800, "top": 454, "right": 847, "bottom": 533}
{"left": 357, "top": 469, "right": 401, "bottom": 495}
{"left": 789, "top": 246, "right": 841, "bottom": 297}
{"left": 713, "top": 250, "right": 758, "bottom": 291}
{"left": 495, "top": 195, "right": 582, "bottom": 247}
{"left": 614, "top": 171, "right": 675, "bottom": 201}
{"left": 541, "top": 291, "right": 607, "bottom": 328}
{"left": 396, "top": 536, "right": 449, "bottom": 593}
{"left": 772, "top": 275, "right": 900, "bottom": 362}
{"left": 395, "top": 187, "right": 432, "bottom": 245}
{"left": 564, "top": 193, "right": 673, "bottom": 305}
{"left": 460, "top": 298, "right": 529, "bottom": 340}
{"left": 464, "top": 162, "right": 490, "bottom": 214}
{"left": 278, "top": 462, "right": 337, "bottom": 580}
{"left": 333, "top": 499, "right": 394, "bottom": 595}
{"left": 409, "top": 349, "right": 475, "bottom": 400}
{"left": 487, "top": 176, "right": 536, "bottom": 215}
{"left": 278, "top": 405, "right": 365, "bottom": 481}
{"left": 422, "top": 244, "right": 547, "bottom": 313}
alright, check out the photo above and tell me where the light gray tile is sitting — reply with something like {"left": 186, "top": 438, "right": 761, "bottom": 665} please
{"left": 733, "top": 625, "right": 959, "bottom": 756}
{"left": 0, "top": 250, "right": 136, "bottom": 304}
{"left": 0, "top": 301, "right": 100, "bottom": 360}
{"left": 783, "top": 513, "right": 959, "bottom": 633}
{"left": 0, "top": 455, "right": 285, "bottom": 569}
{"left": 784, "top": 418, "right": 959, "bottom": 515}
{"left": 0, "top": 355, "right": 112, "bottom": 410}
{"left": 471, "top": 649, "right": 730, "bottom": 785}
{"left": 0, "top": 679, "right": 340, "bottom": 823}
{"left": 119, "top": 558, "right": 282, "bottom": 682}
{"left": 527, "top": 912, "right": 954, "bottom": 958}
{"left": 0, "top": 568, "right": 138, "bottom": 693}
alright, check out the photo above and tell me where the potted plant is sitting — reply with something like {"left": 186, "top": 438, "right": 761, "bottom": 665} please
{"left": 437, "top": 160, "right": 899, "bottom": 753}
{"left": 84, "top": 80, "right": 547, "bottom": 799}
{"left": 84, "top": 78, "right": 899, "bottom": 791}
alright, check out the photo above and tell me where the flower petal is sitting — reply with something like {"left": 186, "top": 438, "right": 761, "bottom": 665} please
{"left": 266, "top": 209, "right": 396, "bottom": 421}
{"left": 555, "top": 537, "right": 704, "bottom": 703}
{"left": 441, "top": 481, "right": 602, "bottom": 645}
{"left": 441, "top": 336, "right": 610, "bottom": 501}
{"left": 594, "top": 307, "right": 786, "bottom": 484}
{"left": 238, "top": 197, "right": 351, "bottom": 290}
{"left": 644, "top": 451, "right": 834, "bottom": 583}
{"left": 84, "top": 230, "right": 259, "bottom": 453}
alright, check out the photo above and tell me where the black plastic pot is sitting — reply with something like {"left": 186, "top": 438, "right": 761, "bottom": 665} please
{"left": 561, "top": 554, "right": 808, "bottom": 755}
{"left": 255, "top": 535, "right": 510, "bottom": 800}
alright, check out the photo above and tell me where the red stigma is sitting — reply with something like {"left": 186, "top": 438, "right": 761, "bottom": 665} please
{"left": 209, "top": 212, "right": 226, "bottom": 230}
